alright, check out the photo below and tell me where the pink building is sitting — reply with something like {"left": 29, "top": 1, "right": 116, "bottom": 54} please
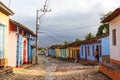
{"left": 8, "top": 19, "right": 36, "bottom": 67}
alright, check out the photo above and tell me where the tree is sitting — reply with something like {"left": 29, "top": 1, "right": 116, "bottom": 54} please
{"left": 85, "top": 32, "right": 94, "bottom": 40}
{"left": 38, "top": 46, "right": 44, "bottom": 51}
{"left": 64, "top": 40, "right": 71, "bottom": 45}
{"left": 75, "top": 38, "right": 81, "bottom": 42}
{"left": 96, "top": 23, "right": 109, "bottom": 36}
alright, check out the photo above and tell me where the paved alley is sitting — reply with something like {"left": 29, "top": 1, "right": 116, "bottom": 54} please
{"left": 2, "top": 55, "right": 111, "bottom": 80}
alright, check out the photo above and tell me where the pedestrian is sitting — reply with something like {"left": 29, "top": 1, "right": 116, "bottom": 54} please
{"left": 94, "top": 48, "right": 99, "bottom": 61}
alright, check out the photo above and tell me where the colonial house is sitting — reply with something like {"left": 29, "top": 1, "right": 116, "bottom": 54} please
{"left": 49, "top": 45, "right": 56, "bottom": 57}
{"left": 55, "top": 45, "right": 63, "bottom": 58}
{"left": 0, "top": 1, "right": 14, "bottom": 67}
{"left": 8, "top": 19, "right": 36, "bottom": 67}
{"left": 100, "top": 8, "right": 120, "bottom": 80}
{"left": 80, "top": 35, "right": 109, "bottom": 63}
{"left": 59, "top": 45, "right": 68, "bottom": 59}
{"left": 67, "top": 41, "right": 80, "bottom": 60}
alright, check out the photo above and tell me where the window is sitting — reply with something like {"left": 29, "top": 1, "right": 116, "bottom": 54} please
{"left": 112, "top": 29, "right": 116, "bottom": 46}
{"left": 0, "top": 25, "right": 5, "bottom": 58}
{"left": 88, "top": 46, "right": 90, "bottom": 56}
{"left": 82, "top": 47, "right": 83, "bottom": 56}
{"left": 92, "top": 46, "right": 94, "bottom": 56}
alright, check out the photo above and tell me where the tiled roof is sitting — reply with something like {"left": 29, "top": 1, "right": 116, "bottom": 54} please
{"left": 49, "top": 44, "right": 63, "bottom": 49}
{"left": 59, "top": 45, "right": 68, "bottom": 49}
{"left": 10, "top": 19, "right": 36, "bottom": 36}
{"left": 0, "top": 1, "right": 14, "bottom": 15}
{"left": 80, "top": 34, "right": 108, "bottom": 45}
{"left": 67, "top": 41, "right": 82, "bottom": 47}
{"left": 102, "top": 8, "right": 120, "bottom": 23}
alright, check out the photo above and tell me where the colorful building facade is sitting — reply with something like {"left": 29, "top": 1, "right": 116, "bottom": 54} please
{"left": 49, "top": 45, "right": 56, "bottom": 57}
{"left": 0, "top": 1, "right": 14, "bottom": 67}
{"left": 8, "top": 19, "right": 35, "bottom": 67}
{"left": 67, "top": 42, "right": 80, "bottom": 60}
{"left": 59, "top": 45, "right": 68, "bottom": 59}
{"left": 80, "top": 35, "right": 109, "bottom": 62}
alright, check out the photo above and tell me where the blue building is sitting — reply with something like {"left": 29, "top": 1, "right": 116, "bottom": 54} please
{"left": 49, "top": 45, "right": 56, "bottom": 57}
{"left": 80, "top": 35, "right": 110, "bottom": 62}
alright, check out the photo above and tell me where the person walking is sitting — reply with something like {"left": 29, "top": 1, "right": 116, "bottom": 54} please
{"left": 94, "top": 48, "right": 99, "bottom": 61}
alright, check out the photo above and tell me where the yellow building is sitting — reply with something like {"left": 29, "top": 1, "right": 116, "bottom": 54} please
{"left": 55, "top": 45, "right": 63, "bottom": 58}
{"left": 67, "top": 41, "right": 80, "bottom": 60}
{"left": 0, "top": 1, "right": 14, "bottom": 67}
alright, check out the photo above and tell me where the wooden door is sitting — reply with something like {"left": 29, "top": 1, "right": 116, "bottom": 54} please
{"left": 23, "top": 40, "right": 27, "bottom": 64}
{"left": 77, "top": 50, "right": 80, "bottom": 59}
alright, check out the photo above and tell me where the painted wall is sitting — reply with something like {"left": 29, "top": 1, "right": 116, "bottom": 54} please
{"left": 49, "top": 48, "right": 56, "bottom": 57}
{"left": 0, "top": 9, "right": 9, "bottom": 59}
{"left": 109, "top": 15, "right": 120, "bottom": 62}
{"left": 101, "top": 36, "right": 110, "bottom": 55}
{"left": 68, "top": 46, "right": 80, "bottom": 59}
{"left": 80, "top": 36, "right": 110, "bottom": 62}
{"left": 8, "top": 32, "right": 17, "bottom": 67}
{"left": 59, "top": 48, "right": 68, "bottom": 58}
{"left": 55, "top": 48, "right": 60, "bottom": 58}
{"left": 80, "top": 43, "right": 101, "bottom": 61}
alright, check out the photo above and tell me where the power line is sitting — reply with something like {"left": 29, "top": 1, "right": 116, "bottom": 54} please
{"left": 35, "top": 0, "right": 51, "bottom": 64}
{"left": 51, "top": 24, "right": 99, "bottom": 32}
{"left": 40, "top": 24, "right": 99, "bottom": 33}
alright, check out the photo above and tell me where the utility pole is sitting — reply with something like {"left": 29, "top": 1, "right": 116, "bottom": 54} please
{"left": 35, "top": 0, "right": 51, "bottom": 64}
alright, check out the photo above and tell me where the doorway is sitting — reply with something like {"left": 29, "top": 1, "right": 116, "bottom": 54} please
{"left": 23, "top": 40, "right": 27, "bottom": 64}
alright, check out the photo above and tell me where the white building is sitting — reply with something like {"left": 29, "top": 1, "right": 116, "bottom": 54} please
{"left": 100, "top": 8, "right": 120, "bottom": 80}
{"left": 102, "top": 8, "right": 120, "bottom": 65}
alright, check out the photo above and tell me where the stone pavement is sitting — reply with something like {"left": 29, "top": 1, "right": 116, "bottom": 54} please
{"left": 1, "top": 55, "right": 111, "bottom": 80}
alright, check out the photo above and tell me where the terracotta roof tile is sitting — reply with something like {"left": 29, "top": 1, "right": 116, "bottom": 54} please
{"left": 102, "top": 8, "right": 120, "bottom": 23}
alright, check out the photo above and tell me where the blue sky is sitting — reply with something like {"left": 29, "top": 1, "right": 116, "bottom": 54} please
{"left": 1, "top": 0, "right": 120, "bottom": 47}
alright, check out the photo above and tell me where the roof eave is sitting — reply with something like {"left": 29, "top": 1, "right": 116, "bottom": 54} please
{"left": 101, "top": 8, "right": 120, "bottom": 23}
{"left": 0, "top": 2, "right": 14, "bottom": 15}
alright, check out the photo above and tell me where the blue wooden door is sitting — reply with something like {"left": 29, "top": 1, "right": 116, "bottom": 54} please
{"left": 16, "top": 35, "right": 22, "bottom": 67}
{"left": 0, "top": 25, "right": 4, "bottom": 58}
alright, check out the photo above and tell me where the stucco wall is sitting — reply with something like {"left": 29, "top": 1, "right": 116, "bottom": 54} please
{"left": 0, "top": 9, "right": 9, "bottom": 59}
{"left": 110, "top": 15, "right": 120, "bottom": 61}
{"left": 55, "top": 48, "right": 60, "bottom": 58}
{"left": 80, "top": 43, "right": 101, "bottom": 61}
{"left": 8, "top": 32, "right": 17, "bottom": 67}
{"left": 101, "top": 36, "right": 110, "bottom": 55}
{"left": 59, "top": 49, "right": 68, "bottom": 58}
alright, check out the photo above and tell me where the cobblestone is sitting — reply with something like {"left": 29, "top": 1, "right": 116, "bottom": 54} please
{"left": 2, "top": 55, "right": 111, "bottom": 80}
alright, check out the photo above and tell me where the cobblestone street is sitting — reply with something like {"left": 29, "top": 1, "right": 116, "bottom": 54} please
{"left": 2, "top": 55, "right": 111, "bottom": 80}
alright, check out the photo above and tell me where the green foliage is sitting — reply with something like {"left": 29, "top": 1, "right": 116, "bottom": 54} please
{"left": 64, "top": 40, "right": 71, "bottom": 45}
{"left": 75, "top": 38, "right": 81, "bottom": 42}
{"left": 38, "top": 46, "right": 44, "bottom": 51}
{"left": 85, "top": 32, "right": 94, "bottom": 40}
{"left": 96, "top": 23, "right": 109, "bottom": 36}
